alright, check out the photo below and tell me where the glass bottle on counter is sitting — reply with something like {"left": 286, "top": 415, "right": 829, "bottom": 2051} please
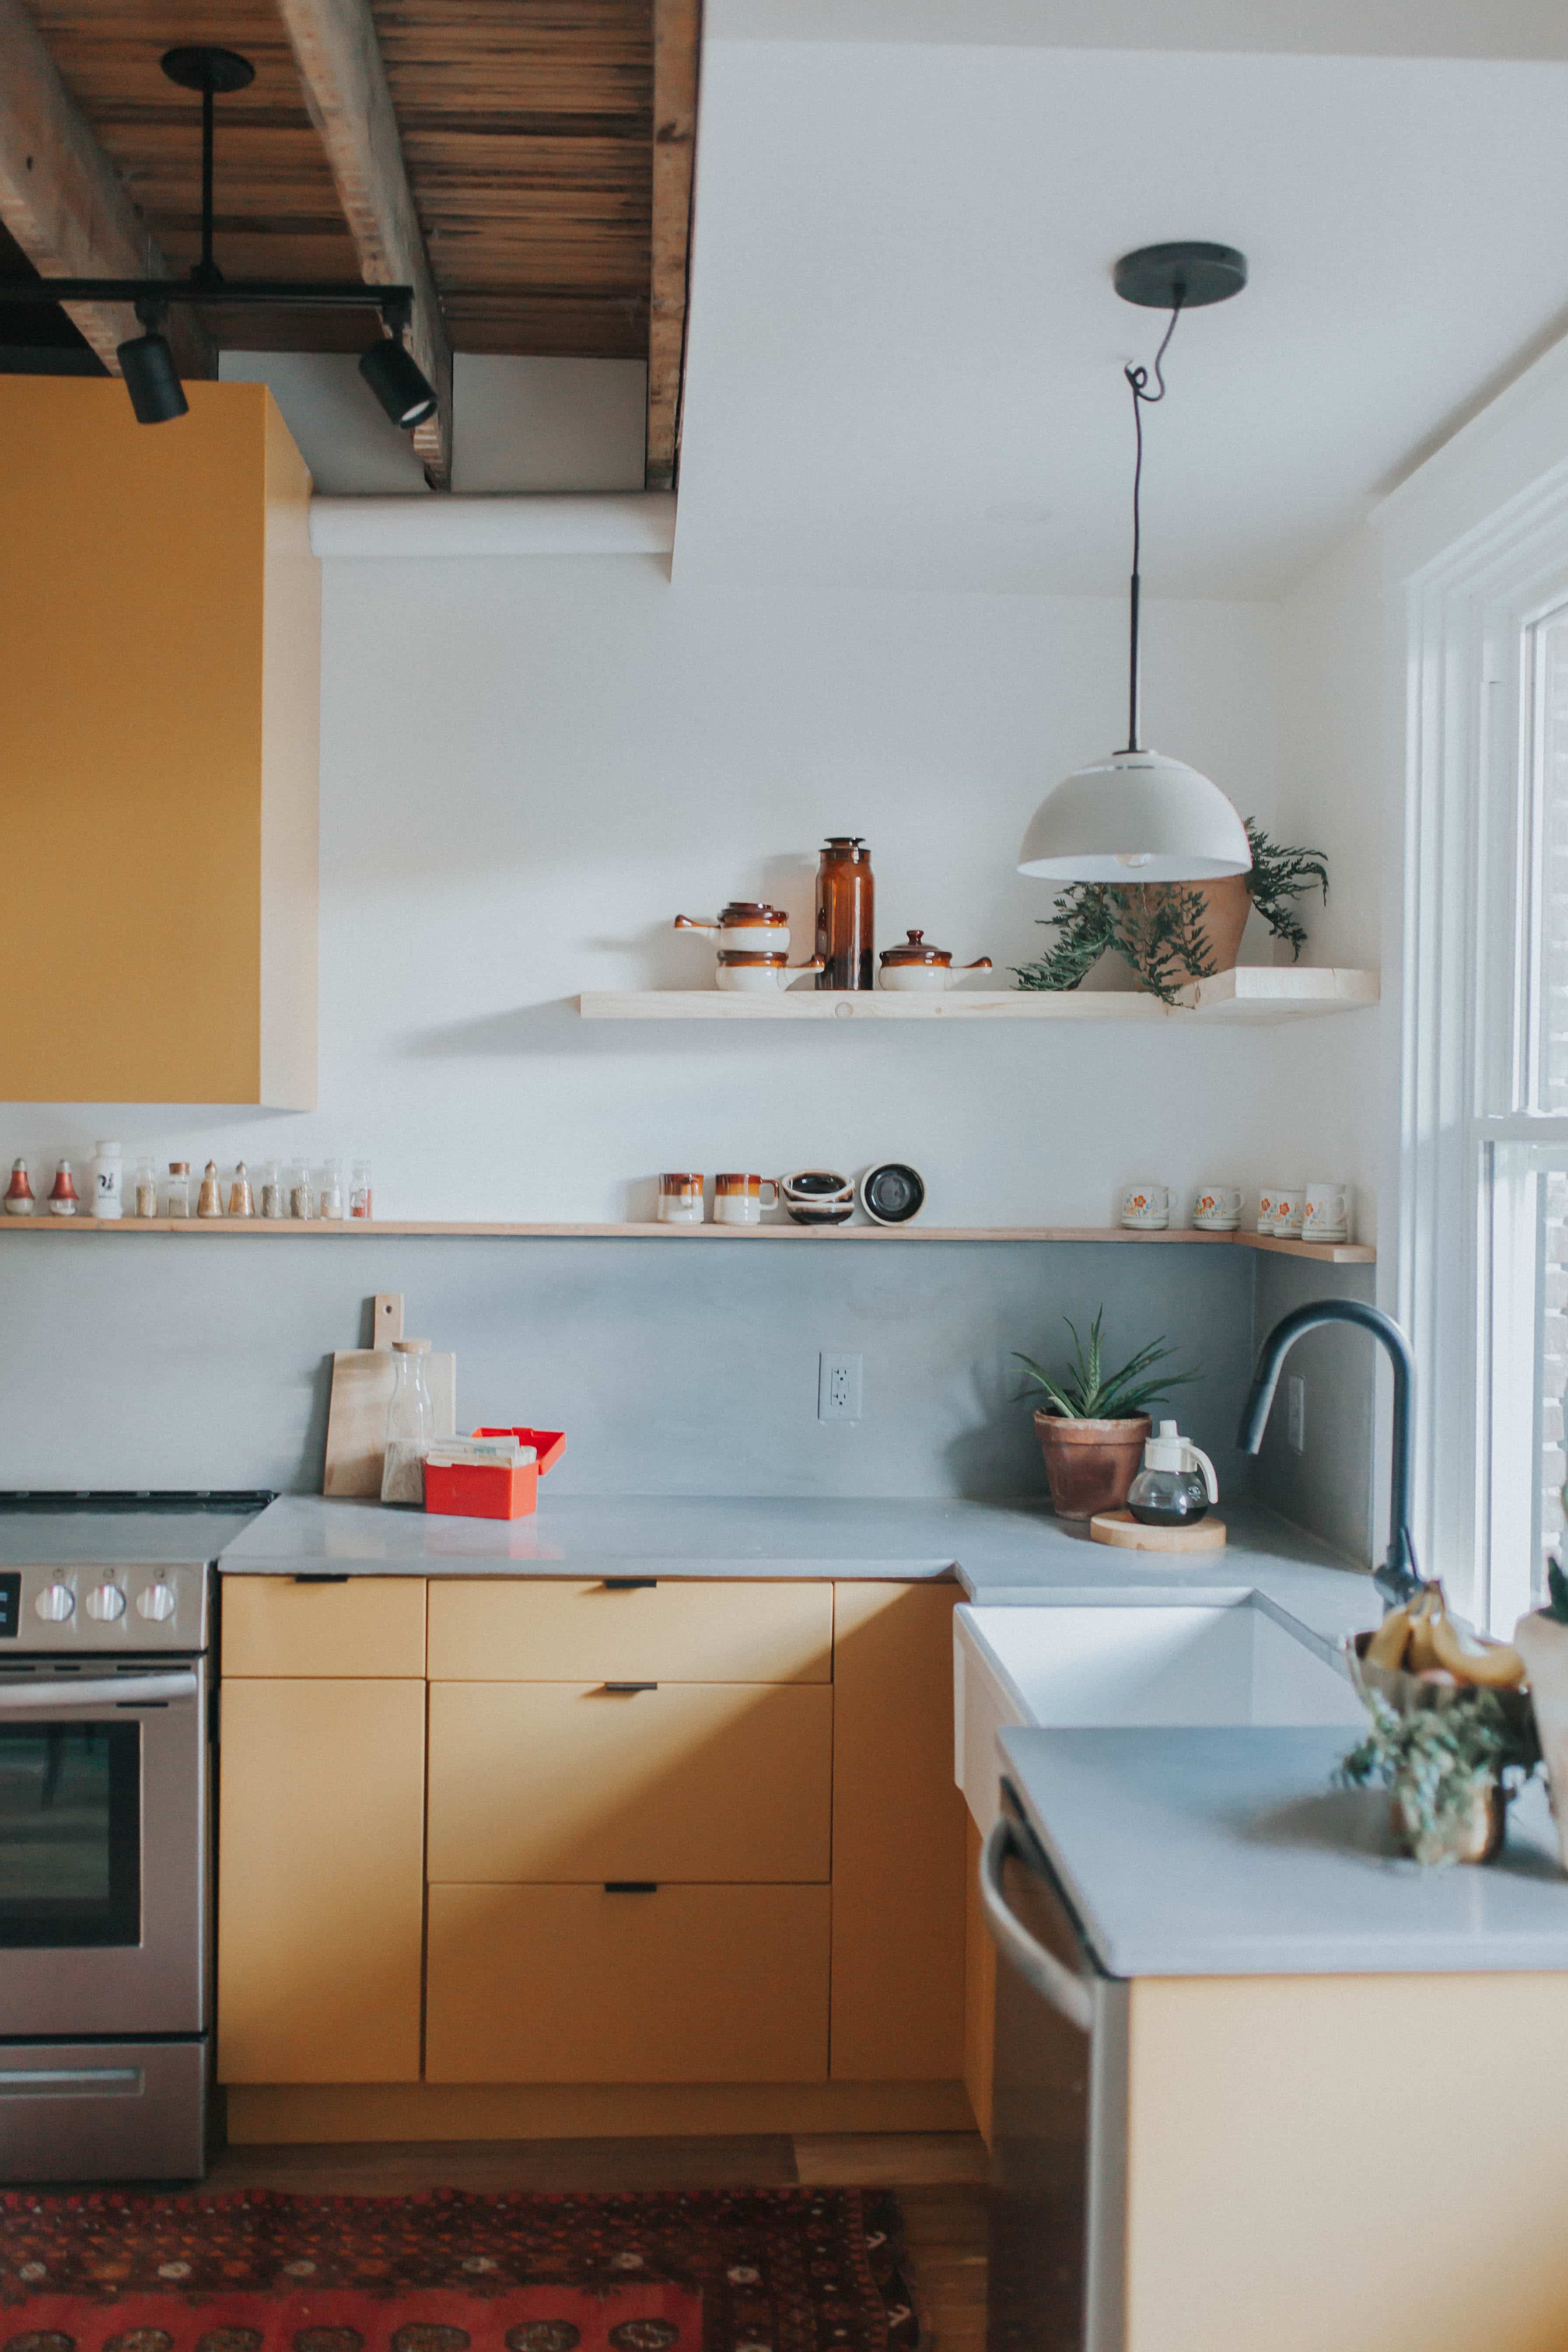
{"left": 260, "top": 1160, "right": 285, "bottom": 1219}
{"left": 133, "top": 1157, "right": 158, "bottom": 1219}
{"left": 814, "top": 836, "right": 875, "bottom": 989}
{"left": 319, "top": 1158, "right": 345, "bottom": 1220}
{"left": 381, "top": 1338, "right": 434, "bottom": 1505}
{"left": 289, "top": 1162, "right": 314, "bottom": 1221}
{"left": 164, "top": 1162, "right": 191, "bottom": 1218}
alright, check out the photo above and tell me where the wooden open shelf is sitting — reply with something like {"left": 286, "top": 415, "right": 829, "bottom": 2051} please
{"left": 577, "top": 968, "right": 1379, "bottom": 1022}
{"left": 0, "top": 1220, "right": 1374, "bottom": 1262}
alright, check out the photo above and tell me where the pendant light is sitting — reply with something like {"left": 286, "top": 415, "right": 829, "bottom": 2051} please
{"left": 1017, "top": 241, "right": 1252, "bottom": 884}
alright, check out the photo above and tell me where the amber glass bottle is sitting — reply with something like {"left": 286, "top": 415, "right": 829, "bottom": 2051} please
{"left": 814, "top": 837, "right": 874, "bottom": 989}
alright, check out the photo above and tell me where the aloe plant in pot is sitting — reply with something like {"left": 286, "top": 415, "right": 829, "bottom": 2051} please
{"left": 1016, "top": 1310, "right": 1199, "bottom": 1520}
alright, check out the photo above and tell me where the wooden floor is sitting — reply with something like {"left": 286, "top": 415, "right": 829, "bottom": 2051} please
{"left": 206, "top": 2131, "right": 990, "bottom": 2352}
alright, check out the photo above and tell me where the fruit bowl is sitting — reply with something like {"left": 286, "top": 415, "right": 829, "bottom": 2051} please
{"left": 1344, "top": 1629, "right": 1540, "bottom": 1759}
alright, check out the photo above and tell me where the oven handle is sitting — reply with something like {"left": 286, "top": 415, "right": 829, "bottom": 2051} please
{"left": 979, "top": 1813, "right": 1095, "bottom": 2034}
{"left": 0, "top": 1672, "right": 197, "bottom": 1712}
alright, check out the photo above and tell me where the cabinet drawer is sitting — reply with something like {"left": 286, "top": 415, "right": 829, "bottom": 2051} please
{"left": 426, "top": 1577, "right": 832, "bottom": 1684}
{"left": 425, "top": 1882, "right": 831, "bottom": 2083}
{"left": 221, "top": 1576, "right": 426, "bottom": 1677}
{"left": 427, "top": 1680, "right": 832, "bottom": 1882}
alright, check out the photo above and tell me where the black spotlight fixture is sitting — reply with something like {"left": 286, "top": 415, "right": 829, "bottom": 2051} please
{"left": 0, "top": 44, "right": 439, "bottom": 445}
{"left": 358, "top": 300, "right": 439, "bottom": 429}
{"left": 116, "top": 297, "right": 189, "bottom": 424}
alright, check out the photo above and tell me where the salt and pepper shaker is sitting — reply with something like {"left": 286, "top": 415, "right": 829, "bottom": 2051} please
{"left": 165, "top": 1162, "right": 191, "bottom": 1218}
{"left": 48, "top": 1161, "right": 79, "bottom": 1218}
{"left": 4, "top": 1159, "right": 35, "bottom": 1217}
{"left": 133, "top": 1157, "right": 158, "bottom": 1218}
{"left": 91, "top": 1139, "right": 123, "bottom": 1220}
{"left": 197, "top": 1160, "right": 224, "bottom": 1219}
{"left": 227, "top": 1162, "right": 255, "bottom": 1218}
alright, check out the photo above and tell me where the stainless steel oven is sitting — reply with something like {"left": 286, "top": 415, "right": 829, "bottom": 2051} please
{"left": 0, "top": 1493, "right": 266, "bottom": 2183}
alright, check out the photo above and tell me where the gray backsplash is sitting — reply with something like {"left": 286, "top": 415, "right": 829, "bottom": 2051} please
{"left": 0, "top": 1234, "right": 1373, "bottom": 1558}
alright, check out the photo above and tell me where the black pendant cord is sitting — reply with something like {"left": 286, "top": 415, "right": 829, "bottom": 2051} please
{"left": 195, "top": 87, "right": 221, "bottom": 291}
{"left": 1122, "top": 289, "right": 1184, "bottom": 753}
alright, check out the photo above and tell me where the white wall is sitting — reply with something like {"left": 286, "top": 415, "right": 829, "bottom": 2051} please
{"left": 0, "top": 559, "right": 1306, "bottom": 1229}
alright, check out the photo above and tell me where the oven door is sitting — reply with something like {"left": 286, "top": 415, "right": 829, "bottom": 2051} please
{"left": 0, "top": 1660, "right": 207, "bottom": 2037}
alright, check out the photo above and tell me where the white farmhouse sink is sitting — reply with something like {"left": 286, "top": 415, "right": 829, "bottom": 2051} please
{"left": 953, "top": 1599, "right": 1366, "bottom": 1832}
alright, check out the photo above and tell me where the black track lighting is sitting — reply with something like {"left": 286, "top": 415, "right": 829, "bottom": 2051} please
{"left": 358, "top": 328, "right": 439, "bottom": 430}
{"left": 0, "top": 46, "right": 440, "bottom": 444}
{"left": 116, "top": 301, "right": 189, "bottom": 425}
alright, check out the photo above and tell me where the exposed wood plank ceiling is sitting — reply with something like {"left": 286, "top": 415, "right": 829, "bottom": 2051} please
{"left": 0, "top": 0, "right": 696, "bottom": 482}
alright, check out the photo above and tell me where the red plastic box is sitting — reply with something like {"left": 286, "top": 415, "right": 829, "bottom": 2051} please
{"left": 423, "top": 1426, "right": 566, "bottom": 1520}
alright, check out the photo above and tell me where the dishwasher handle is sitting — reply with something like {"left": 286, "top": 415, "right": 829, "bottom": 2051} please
{"left": 979, "top": 1813, "right": 1095, "bottom": 2034}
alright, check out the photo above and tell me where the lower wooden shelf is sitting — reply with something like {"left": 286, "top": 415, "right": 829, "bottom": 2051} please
{"left": 576, "top": 968, "right": 1379, "bottom": 1022}
{"left": 0, "top": 1220, "right": 1374, "bottom": 1262}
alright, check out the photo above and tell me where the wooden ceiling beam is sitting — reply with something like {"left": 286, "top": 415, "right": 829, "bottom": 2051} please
{"left": 0, "top": 0, "right": 214, "bottom": 380}
{"left": 646, "top": 0, "right": 699, "bottom": 492}
{"left": 275, "top": 0, "right": 454, "bottom": 487}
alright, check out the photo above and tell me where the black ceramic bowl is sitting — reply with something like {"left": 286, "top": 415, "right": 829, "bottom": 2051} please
{"left": 859, "top": 1162, "right": 925, "bottom": 1226}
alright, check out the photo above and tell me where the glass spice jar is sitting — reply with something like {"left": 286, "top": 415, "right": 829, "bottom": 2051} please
{"left": 349, "top": 1160, "right": 373, "bottom": 1219}
{"left": 133, "top": 1157, "right": 158, "bottom": 1219}
{"left": 260, "top": 1160, "right": 285, "bottom": 1219}
{"left": 165, "top": 1162, "right": 191, "bottom": 1218}
{"left": 289, "top": 1162, "right": 314, "bottom": 1221}
{"left": 227, "top": 1161, "right": 255, "bottom": 1218}
{"left": 814, "top": 836, "right": 875, "bottom": 989}
{"left": 319, "top": 1158, "right": 345, "bottom": 1220}
{"left": 197, "top": 1160, "right": 224, "bottom": 1219}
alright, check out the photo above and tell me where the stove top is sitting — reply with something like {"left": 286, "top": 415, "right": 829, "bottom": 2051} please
{"left": 0, "top": 1490, "right": 272, "bottom": 1654}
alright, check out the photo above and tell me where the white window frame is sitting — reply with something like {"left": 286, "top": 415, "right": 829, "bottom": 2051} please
{"left": 1400, "top": 461, "right": 1568, "bottom": 1631}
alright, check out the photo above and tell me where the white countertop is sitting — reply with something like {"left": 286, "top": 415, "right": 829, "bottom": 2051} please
{"left": 999, "top": 1725, "right": 1568, "bottom": 1976}
{"left": 218, "top": 1493, "right": 1378, "bottom": 1634}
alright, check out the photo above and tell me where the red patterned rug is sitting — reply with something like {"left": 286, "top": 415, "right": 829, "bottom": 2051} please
{"left": 0, "top": 2190, "right": 919, "bottom": 2352}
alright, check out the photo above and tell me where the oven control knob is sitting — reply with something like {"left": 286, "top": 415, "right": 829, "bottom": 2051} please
{"left": 85, "top": 1582, "right": 127, "bottom": 1622}
{"left": 35, "top": 1581, "right": 74, "bottom": 1622}
{"left": 136, "top": 1580, "right": 177, "bottom": 1623}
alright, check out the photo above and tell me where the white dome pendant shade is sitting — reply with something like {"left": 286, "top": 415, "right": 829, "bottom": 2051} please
{"left": 1018, "top": 242, "right": 1252, "bottom": 889}
{"left": 1017, "top": 747, "right": 1251, "bottom": 882}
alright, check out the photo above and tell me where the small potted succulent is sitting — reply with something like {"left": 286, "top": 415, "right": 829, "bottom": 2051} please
{"left": 1015, "top": 1309, "right": 1198, "bottom": 1520}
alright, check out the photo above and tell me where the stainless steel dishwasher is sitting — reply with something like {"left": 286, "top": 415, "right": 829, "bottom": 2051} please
{"left": 979, "top": 1781, "right": 1131, "bottom": 2352}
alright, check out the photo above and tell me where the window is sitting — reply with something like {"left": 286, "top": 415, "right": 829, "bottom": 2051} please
{"left": 1400, "top": 475, "right": 1568, "bottom": 1634}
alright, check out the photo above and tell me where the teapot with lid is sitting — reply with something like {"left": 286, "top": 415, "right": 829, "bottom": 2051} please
{"left": 1126, "top": 1420, "right": 1219, "bottom": 1527}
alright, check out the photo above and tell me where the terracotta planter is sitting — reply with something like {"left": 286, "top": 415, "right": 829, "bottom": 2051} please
{"left": 1116, "top": 872, "right": 1253, "bottom": 989}
{"left": 1034, "top": 1412, "right": 1151, "bottom": 1520}
{"left": 1390, "top": 1777, "right": 1509, "bottom": 1867}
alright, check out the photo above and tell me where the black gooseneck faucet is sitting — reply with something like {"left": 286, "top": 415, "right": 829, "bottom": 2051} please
{"left": 1236, "top": 1299, "right": 1421, "bottom": 1613}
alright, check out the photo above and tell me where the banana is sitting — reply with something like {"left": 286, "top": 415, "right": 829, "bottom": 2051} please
{"left": 1428, "top": 1603, "right": 1526, "bottom": 1691}
{"left": 1365, "top": 1603, "right": 1414, "bottom": 1671}
{"left": 1405, "top": 1586, "right": 1443, "bottom": 1675}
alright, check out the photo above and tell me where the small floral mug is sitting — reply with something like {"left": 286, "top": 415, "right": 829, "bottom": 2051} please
{"left": 1193, "top": 1184, "right": 1243, "bottom": 1230}
{"left": 1269, "top": 1183, "right": 1305, "bottom": 1237}
{"left": 1303, "top": 1179, "right": 1350, "bottom": 1241}
{"left": 1120, "top": 1183, "right": 1170, "bottom": 1229}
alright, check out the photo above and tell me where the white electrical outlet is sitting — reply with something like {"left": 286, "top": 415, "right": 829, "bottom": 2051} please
{"left": 818, "top": 1351, "right": 863, "bottom": 1422}
{"left": 1287, "top": 1375, "right": 1306, "bottom": 1454}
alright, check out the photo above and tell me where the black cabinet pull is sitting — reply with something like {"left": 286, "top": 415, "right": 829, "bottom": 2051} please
{"left": 602, "top": 1577, "right": 657, "bottom": 1591}
{"left": 601, "top": 1681, "right": 658, "bottom": 1694}
{"left": 604, "top": 1881, "right": 657, "bottom": 1894}
{"left": 293, "top": 1573, "right": 350, "bottom": 1584}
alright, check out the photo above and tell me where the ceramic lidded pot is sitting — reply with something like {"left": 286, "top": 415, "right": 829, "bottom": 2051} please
{"left": 780, "top": 1169, "right": 855, "bottom": 1226}
{"left": 877, "top": 931, "right": 994, "bottom": 993}
{"left": 715, "top": 950, "right": 825, "bottom": 994}
{"left": 675, "top": 903, "right": 791, "bottom": 953}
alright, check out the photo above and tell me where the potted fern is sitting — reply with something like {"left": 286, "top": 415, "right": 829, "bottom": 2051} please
{"left": 1013, "top": 820, "right": 1329, "bottom": 1006}
{"left": 1016, "top": 1310, "right": 1198, "bottom": 1519}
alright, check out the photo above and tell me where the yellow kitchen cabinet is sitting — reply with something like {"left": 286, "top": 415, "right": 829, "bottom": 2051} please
{"left": 426, "top": 1678, "right": 832, "bottom": 1882}
{"left": 830, "top": 1581, "right": 968, "bottom": 2080}
{"left": 217, "top": 1677, "right": 425, "bottom": 2083}
{"left": 0, "top": 377, "right": 318, "bottom": 1105}
{"left": 425, "top": 1882, "right": 832, "bottom": 2083}
{"left": 426, "top": 1576, "right": 833, "bottom": 1683}
{"left": 222, "top": 1576, "right": 426, "bottom": 1679}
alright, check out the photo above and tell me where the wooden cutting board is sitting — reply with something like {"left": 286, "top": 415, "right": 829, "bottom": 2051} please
{"left": 323, "top": 1348, "right": 456, "bottom": 1498}
{"left": 1090, "top": 1509, "right": 1227, "bottom": 1553}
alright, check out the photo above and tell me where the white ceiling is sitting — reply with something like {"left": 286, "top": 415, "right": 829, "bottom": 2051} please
{"left": 674, "top": 37, "right": 1568, "bottom": 597}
